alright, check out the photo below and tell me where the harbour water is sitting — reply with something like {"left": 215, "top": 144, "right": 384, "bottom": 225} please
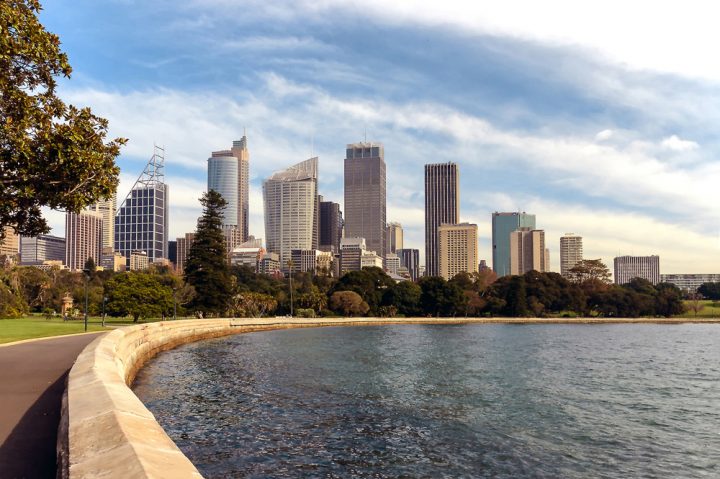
{"left": 133, "top": 324, "right": 720, "bottom": 478}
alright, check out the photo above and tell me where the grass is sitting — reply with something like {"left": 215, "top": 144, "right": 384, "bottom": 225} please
{"left": 0, "top": 315, "right": 171, "bottom": 345}
{"left": 677, "top": 300, "right": 720, "bottom": 319}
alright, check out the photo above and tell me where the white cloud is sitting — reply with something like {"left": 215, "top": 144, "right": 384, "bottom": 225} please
{"left": 595, "top": 129, "right": 613, "bottom": 142}
{"left": 661, "top": 134, "right": 699, "bottom": 152}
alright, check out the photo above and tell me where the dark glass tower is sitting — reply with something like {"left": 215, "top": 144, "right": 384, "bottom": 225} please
{"left": 425, "top": 163, "right": 459, "bottom": 277}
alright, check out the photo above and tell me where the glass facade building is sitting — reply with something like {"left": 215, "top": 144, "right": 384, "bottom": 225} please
{"left": 492, "top": 212, "right": 536, "bottom": 277}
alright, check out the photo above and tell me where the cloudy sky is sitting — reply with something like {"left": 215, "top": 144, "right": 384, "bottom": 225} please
{"left": 42, "top": 0, "right": 720, "bottom": 273}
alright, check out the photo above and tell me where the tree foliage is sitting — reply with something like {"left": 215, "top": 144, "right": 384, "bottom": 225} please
{"left": 184, "top": 190, "right": 233, "bottom": 316}
{"left": 0, "top": 0, "right": 125, "bottom": 237}
{"left": 698, "top": 282, "right": 720, "bottom": 300}
{"left": 329, "top": 290, "right": 369, "bottom": 316}
{"left": 104, "top": 273, "right": 173, "bottom": 321}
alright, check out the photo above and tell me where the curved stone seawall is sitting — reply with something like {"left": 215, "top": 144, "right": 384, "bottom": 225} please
{"left": 60, "top": 316, "right": 720, "bottom": 478}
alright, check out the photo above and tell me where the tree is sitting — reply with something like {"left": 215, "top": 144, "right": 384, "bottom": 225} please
{"left": 329, "top": 291, "right": 369, "bottom": 317}
{"left": 418, "top": 276, "right": 466, "bottom": 317}
{"left": 230, "top": 292, "right": 278, "bottom": 318}
{"left": 332, "top": 267, "right": 394, "bottom": 314}
{"left": 184, "top": 191, "right": 233, "bottom": 316}
{"left": 698, "top": 282, "right": 720, "bottom": 300}
{"left": 105, "top": 273, "right": 173, "bottom": 322}
{"left": 382, "top": 280, "right": 421, "bottom": 316}
{"left": 567, "top": 259, "right": 612, "bottom": 285}
{"left": 687, "top": 292, "right": 705, "bottom": 317}
{"left": 0, "top": 1, "right": 125, "bottom": 238}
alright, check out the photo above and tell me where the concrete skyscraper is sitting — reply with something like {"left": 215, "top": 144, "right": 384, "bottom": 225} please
{"left": 344, "top": 142, "right": 386, "bottom": 258}
{"left": 438, "top": 222, "right": 478, "bottom": 280}
{"left": 232, "top": 134, "right": 250, "bottom": 242}
{"left": 65, "top": 210, "right": 103, "bottom": 271}
{"left": 425, "top": 163, "right": 459, "bottom": 277}
{"left": 88, "top": 195, "right": 116, "bottom": 251}
{"left": 560, "top": 233, "right": 583, "bottom": 278}
{"left": 386, "top": 222, "right": 403, "bottom": 254}
{"left": 0, "top": 226, "right": 19, "bottom": 259}
{"left": 614, "top": 255, "right": 660, "bottom": 285}
{"left": 263, "top": 157, "right": 318, "bottom": 269}
{"left": 398, "top": 248, "right": 420, "bottom": 281}
{"left": 509, "top": 228, "right": 548, "bottom": 275}
{"left": 20, "top": 234, "right": 65, "bottom": 265}
{"left": 492, "top": 212, "right": 536, "bottom": 276}
{"left": 208, "top": 150, "right": 239, "bottom": 228}
{"left": 115, "top": 146, "right": 169, "bottom": 267}
{"left": 319, "top": 197, "right": 343, "bottom": 253}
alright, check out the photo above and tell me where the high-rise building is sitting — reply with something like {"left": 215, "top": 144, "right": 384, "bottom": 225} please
{"left": 263, "top": 157, "right": 319, "bottom": 269}
{"left": 88, "top": 195, "right": 116, "bottom": 251}
{"left": 344, "top": 142, "right": 386, "bottom": 258}
{"left": 386, "top": 222, "right": 403, "bottom": 254}
{"left": 0, "top": 226, "right": 20, "bottom": 259}
{"left": 385, "top": 253, "right": 401, "bottom": 275}
{"left": 65, "top": 210, "right": 103, "bottom": 271}
{"left": 398, "top": 248, "right": 420, "bottom": 281}
{"left": 660, "top": 273, "right": 720, "bottom": 292}
{"left": 509, "top": 228, "right": 548, "bottom": 275}
{"left": 176, "top": 233, "right": 195, "bottom": 273}
{"left": 129, "top": 250, "right": 149, "bottom": 271}
{"left": 115, "top": 147, "right": 169, "bottom": 267}
{"left": 231, "top": 134, "right": 250, "bottom": 242}
{"left": 425, "top": 163, "right": 459, "bottom": 277}
{"left": 560, "top": 233, "right": 583, "bottom": 278}
{"left": 20, "top": 234, "right": 65, "bottom": 265}
{"left": 208, "top": 150, "right": 239, "bottom": 227}
{"left": 319, "top": 198, "right": 344, "bottom": 253}
{"left": 168, "top": 240, "right": 177, "bottom": 266}
{"left": 438, "top": 223, "right": 478, "bottom": 280}
{"left": 492, "top": 212, "right": 536, "bottom": 276}
{"left": 614, "top": 255, "right": 660, "bottom": 285}
{"left": 340, "top": 237, "right": 366, "bottom": 274}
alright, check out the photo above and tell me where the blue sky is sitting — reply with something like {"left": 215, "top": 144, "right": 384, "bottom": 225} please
{"left": 41, "top": 0, "right": 720, "bottom": 273}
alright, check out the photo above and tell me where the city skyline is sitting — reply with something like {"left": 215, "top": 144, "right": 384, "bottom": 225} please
{"left": 37, "top": 1, "right": 720, "bottom": 273}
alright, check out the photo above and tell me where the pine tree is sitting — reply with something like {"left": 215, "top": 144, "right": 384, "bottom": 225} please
{"left": 184, "top": 190, "right": 233, "bottom": 316}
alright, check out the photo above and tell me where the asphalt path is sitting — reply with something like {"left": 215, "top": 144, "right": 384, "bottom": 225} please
{"left": 0, "top": 332, "right": 104, "bottom": 479}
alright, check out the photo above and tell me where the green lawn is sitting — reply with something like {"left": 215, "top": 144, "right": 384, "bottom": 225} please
{"left": 677, "top": 300, "right": 720, "bottom": 318}
{"left": 0, "top": 315, "right": 170, "bottom": 344}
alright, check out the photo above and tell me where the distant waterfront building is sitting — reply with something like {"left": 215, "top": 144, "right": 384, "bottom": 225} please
{"left": 509, "top": 228, "right": 548, "bottom": 275}
{"left": 232, "top": 135, "right": 251, "bottom": 242}
{"left": 339, "top": 237, "right": 366, "bottom": 274}
{"left": 88, "top": 195, "right": 116, "bottom": 251}
{"left": 385, "top": 253, "right": 400, "bottom": 275}
{"left": 231, "top": 246, "right": 264, "bottom": 271}
{"left": 614, "top": 255, "right": 660, "bottom": 285}
{"left": 208, "top": 150, "right": 239, "bottom": 227}
{"left": 660, "top": 274, "right": 720, "bottom": 293}
{"left": 344, "top": 142, "right": 386, "bottom": 258}
{"left": 479, "top": 259, "right": 491, "bottom": 272}
{"left": 398, "top": 248, "right": 420, "bottom": 281}
{"left": 419, "top": 265, "right": 426, "bottom": 277}
{"left": 168, "top": 240, "right": 177, "bottom": 266}
{"left": 260, "top": 252, "right": 280, "bottom": 276}
{"left": 361, "top": 250, "right": 384, "bottom": 269}
{"left": 20, "top": 234, "right": 65, "bottom": 265}
{"left": 263, "top": 157, "right": 319, "bottom": 269}
{"left": 101, "top": 249, "right": 126, "bottom": 272}
{"left": 176, "top": 233, "right": 195, "bottom": 273}
{"left": 386, "top": 222, "right": 403, "bottom": 254}
{"left": 319, "top": 197, "right": 343, "bottom": 253}
{"left": 425, "top": 163, "right": 459, "bottom": 277}
{"left": 560, "top": 233, "right": 583, "bottom": 278}
{"left": 115, "top": 147, "right": 169, "bottom": 267}
{"left": 290, "top": 249, "right": 319, "bottom": 274}
{"left": 0, "top": 226, "right": 20, "bottom": 259}
{"left": 438, "top": 223, "right": 478, "bottom": 280}
{"left": 65, "top": 210, "right": 103, "bottom": 271}
{"left": 492, "top": 212, "right": 536, "bottom": 277}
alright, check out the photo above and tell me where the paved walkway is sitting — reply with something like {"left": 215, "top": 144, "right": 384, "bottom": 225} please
{"left": 0, "top": 333, "right": 104, "bottom": 479}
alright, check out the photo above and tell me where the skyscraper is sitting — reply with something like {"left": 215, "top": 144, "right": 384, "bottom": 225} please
{"left": 319, "top": 198, "right": 343, "bottom": 252}
{"left": 614, "top": 255, "right": 660, "bottom": 285}
{"left": 207, "top": 150, "right": 239, "bottom": 228}
{"left": 263, "top": 157, "right": 318, "bottom": 269}
{"left": 65, "top": 210, "right": 103, "bottom": 271}
{"left": 0, "top": 226, "right": 20, "bottom": 259}
{"left": 509, "top": 228, "right": 548, "bottom": 275}
{"left": 20, "top": 234, "right": 65, "bottom": 264}
{"left": 425, "top": 163, "right": 459, "bottom": 277}
{"left": 438, "top": 223, "right": 478, "bottom": 280}
{"left": 88, "top": 194, "right": 116, "bottom": 251}
{"left": 560, "top": 233, "right": 583, "bottom": 278}
{"left": 114, "top": 146, "right": 169, "bottom": 267}
{"left": 398, "top": 248, "right": 420, "bottom": 281}
{"left": 492, "top": 212, "right": 536, "bottom": 277}
{"left": 344, "top": 142, "right": 386, "bottom": 258}
{"left": 231, "top": 135, "right": 250, "bottom": 242}
{"left": 176, "top": 233, "right": 195, "bottom": 273}
{"left": 386, "top": 221, "right": 403, "bottom": 254}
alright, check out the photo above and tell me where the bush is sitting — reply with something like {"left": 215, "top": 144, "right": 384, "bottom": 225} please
{"left": 295, "top": 308, "right": 315, "bottom": 318}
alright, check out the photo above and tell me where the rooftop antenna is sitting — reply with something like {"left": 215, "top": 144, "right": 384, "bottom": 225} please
{"left": 243, "top": 126, "right": 247, "bottom": 137}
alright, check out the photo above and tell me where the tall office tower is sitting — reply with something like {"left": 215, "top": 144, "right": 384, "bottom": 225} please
{"left": 560, "top": 233, "right": 583, "bottom": 278}
{"left": 115, "top": 147, "right": 169, "bottom": 267}
{"left": 398, "top": 248, "right": 420, "bottom": 281}
{"left": 65, "top": 210, "right": 103, "bottom": 271}
{"left": 208, "top": 150, "right": 239, "bottom": 227}
{"left": 385, "top": 253, "right": 401, "bottom": 275}
{"left": 339, "top": 237, "right": 366, "bottom": 274}
{"left": 176, "top": 233, "right": 195, "bottom": 273}
{"left": 0, "top": 226, "right": 20, "bottom": 258}
{"left": 263, "top": 157, "right": 319, "bottom": 269}
{"left": 344, "top": 142, "right": 386, "bottom": 258}
{"left": 20, "top": 235, "right": 66, "bottom": 264}
{"left": 438, "top": 223, "right": 478, "bottom": 280}
{"left": 231, "top": 134, "right": 250, "bottom": 242}
{"left": 168, "top": 240, "right": 177, "bottom": 266}
{"left": 386, "top": 222, "right": 403, "bottom": 254}
{"left": 88, "top": 194, "right": 116, "bottom": 251}
{"left": 319, "top": 198, "right": 343, "bottom": 253}
{"left": 509, "top": 228, "right": 547, "bottom": 275}
{"left": 425, "top": 163, "right": 459, "bottom": 277}
{"left": 614, "top": 255, "right": 660, "bottom": 285}
{"left": 492, "top": 212, "right": 536, "bottom": 276}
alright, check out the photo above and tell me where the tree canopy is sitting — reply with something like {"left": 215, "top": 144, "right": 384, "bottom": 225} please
{"left": 0, "top": 0, "right": 125, "bottom": 238}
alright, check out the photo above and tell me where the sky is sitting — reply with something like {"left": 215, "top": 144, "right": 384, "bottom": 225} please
{"left": 40, "top": 0, "right": 720, "bottom": 273}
